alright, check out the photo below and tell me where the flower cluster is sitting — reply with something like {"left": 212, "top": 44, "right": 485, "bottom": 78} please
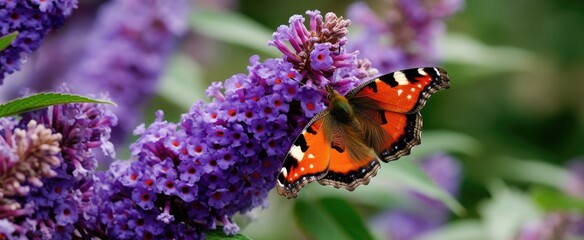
{"left": 63, "top": 0, "right": 189, "bottom": 145}
{"left": 0, "top": 0, "right": 78, "bottom": 84}
{"left": 370, "top": 153, "right": 461, "bottom": 240}
{"left": 0, "top": 118, "right": 62, "bottom": 234}
{"left": 89, "top": 10, "right": 377, "bottom": 238}
{"left": 269, "top": 10, "right": 377, "bottom": 94}
{"left": 0, "top": 97, "right": 117, "bottom": 239}
{"left": 347, "top": 0, "right": 462, "bottom": 73}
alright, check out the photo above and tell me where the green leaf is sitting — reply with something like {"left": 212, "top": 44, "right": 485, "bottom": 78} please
{"left": 294, "top": 197, "right": 374, "bottom": 240}
{"left": 0, "top": 32, "right": 18, "bottom": 52}
{"left": 190, "top": 9, "right": 280, "bottom": 57}
{"left": 414, "top": 130, "right": 483, "bottom": 158}
{"left": 207, "top": 228, "right": 253, "bottom": 240}
{"left": 382, "top": 160, "right": 466, "bottom": 215}
{"left": 417, "top": 220, "right": 487, "bottom": 240}
{"left": 479, "top": 180, "right": 541, "bottom": 240}
{"left": 0, "top": 93, "right": 116, "bottom": 118}
{"left": 532, "top": 187, "right": 584, "bottom": 215}
{"left": 299, "top": 159, "right": 465, "bottom": 216}
{"left": 493, "top": 157, "right": 571, "bottom": 189}
{"left": 159, "top": 54, "right": 205, "bottom": 110}
{"left": 440, "top": 33, "right": 536, "bottom": 73}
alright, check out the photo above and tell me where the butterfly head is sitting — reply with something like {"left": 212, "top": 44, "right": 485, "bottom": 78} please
{"left": 325, "top": 85, "right": 340, "bottom": 100}
{"left": 324, "top": 85, "right": 355, "bottom": 123}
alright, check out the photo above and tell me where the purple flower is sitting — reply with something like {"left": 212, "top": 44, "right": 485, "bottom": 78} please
{"left": 132, "top": 187, "right": 156, "bottom": 210}
{"left": 269, "top": 10, "right": 361, "bottom": 92}
{"left": 370, "top": 153, "right": 462, "bottom": 240}
{"left": 62, "top": 0, "right": 189, "bottom": 146}
{"left": 0, "top": 0, "right": 78, "bottom": 84}
{"left": 0, "top": 97, "right": 116, "bottom": 239}
{"left": 347, "top": 0, "right": 462, "bottom": 73}
{"left": 88, "top": 10, "right": 378, "bottom": 238}
{"left": 310, "top": 43, "right": 335, "bottom": 71}
{"left": 55, "top": 201, "right": 78, "bottom": 225}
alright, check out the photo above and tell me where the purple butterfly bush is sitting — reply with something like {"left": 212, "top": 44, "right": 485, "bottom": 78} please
{"left": 63, "top": 0, "right": 189, "bottom": 146}
{"left": 0, "top": 0, "right": 78, "bottom": 84}
{"left": 370, "top": 153, "right": 462, "bottom": 240}
{"left": 347, "top": 0, "right": 462, "bottom": 73}
{"left": 0, "top": 91, "right": 116, "bottom": 239}
{"left": 87, "top": 10, "right": 379, "bottom": 238}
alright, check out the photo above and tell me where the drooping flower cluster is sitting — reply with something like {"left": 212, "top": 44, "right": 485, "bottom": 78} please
{"left": 370, "top": 153, "right": 462, "bottom": 240}
{"left": 89, "top": 10, "right": 377, "bottom": 238}
{"left": 0, "top": 0, "right": 78, "bottom": 84}
{"left": 63, "top": 0, "right": 189, "bottom": 146}
{"left": 0, "top": 95, "right": 117, "bottom": 239}
{"left": 347, "top": 0, "right": 462, "bottom": 73}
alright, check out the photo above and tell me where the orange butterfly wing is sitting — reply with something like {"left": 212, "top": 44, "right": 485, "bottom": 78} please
{"left": 347, "top": 67, "right": 449, "bottom": 113}
{"left": 348, "top": 67, "right": 450, "bottom": 162}
{"left": 276, "top": 112, "right": 332, "bottom": 199}
{"left": 317, "top": 121, "right": 381, "bottom": 191}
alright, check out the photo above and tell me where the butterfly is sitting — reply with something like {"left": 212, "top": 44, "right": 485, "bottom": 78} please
{"left": 276, "top": 67, "right": 450, "bottom": 199}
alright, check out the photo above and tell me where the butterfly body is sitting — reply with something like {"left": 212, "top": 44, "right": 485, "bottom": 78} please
{"left": 277, "top": 67, "right": 450, "bottom": 199}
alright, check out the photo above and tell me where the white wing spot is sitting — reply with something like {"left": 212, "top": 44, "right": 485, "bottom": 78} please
{"left": 294, "top": 173, "right": 298, "bottom": 177}
{"left": 407, "top": 95, "right": 412, "bottom": 100}
{"left": 280, "top": 168, "right": 288, "bottom": 178}
{"left": 433, "top": 67, "right": 440, "bottom": 76}
{"left": 411, "top": 88, "right": 415, "bottom": 92}
{"left": 417, "top": 84, "right": 422, "bottom": 88}
{"left": 418, "top": 68, "right": 428, "bottom": 76}
{"left": 397, "top": 89, "right": 403, "bottom": 96}
{"left": 308, "top": 153, "right": 315, "bottom": 159}
{"left": 393, "top": 71, "right": 409, "bottom": 85}
{"left": 290, "top": 145, "right": 304, "bottom": 162}
{"left": 301, "top": 167, "right": 305, "bottom": 172}
{"left": 309, "top": 164, "right": 314, "bottom": 169}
